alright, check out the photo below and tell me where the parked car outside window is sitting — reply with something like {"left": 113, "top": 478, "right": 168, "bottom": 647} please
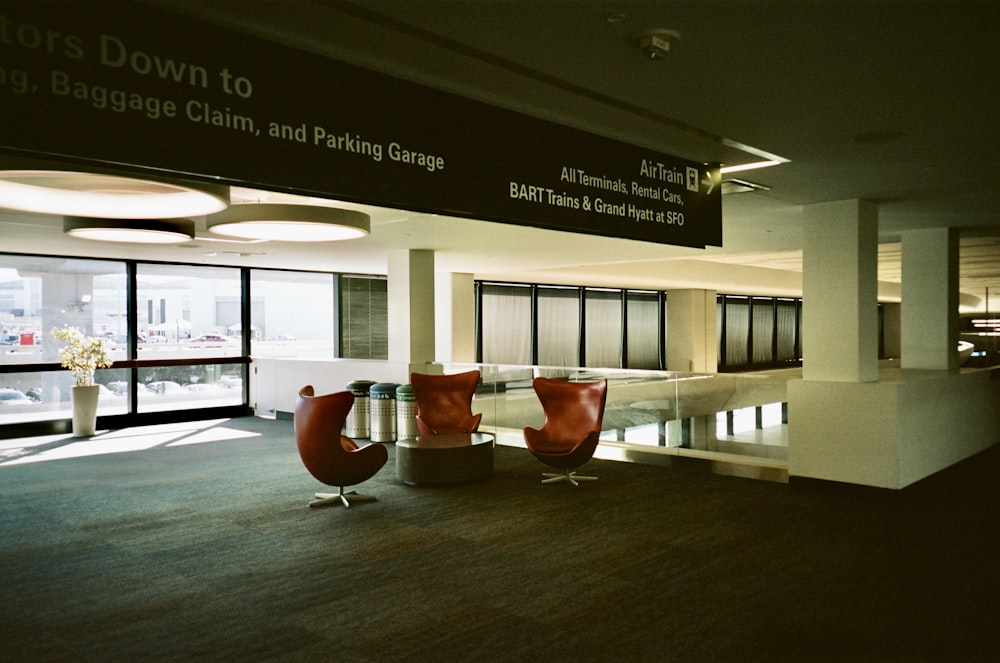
{"left": 189, "top": 334, "right": 237, "bottom": 344}
{"left": 0, "top": 388, "right": 32, "bottom": 404}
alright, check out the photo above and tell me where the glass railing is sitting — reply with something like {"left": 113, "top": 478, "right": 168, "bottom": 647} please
{"left": 240, "top": 358, "right": 793, "bottom": 469}
{"left": 436, "top": 362, "right": 790, "bottom": 465}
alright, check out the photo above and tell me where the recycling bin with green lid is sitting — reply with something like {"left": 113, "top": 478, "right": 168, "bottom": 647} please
{"left": 395, "top": 384, "right": 418, "bottom": 440}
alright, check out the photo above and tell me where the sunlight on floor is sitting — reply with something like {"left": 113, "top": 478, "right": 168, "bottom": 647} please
{"left": 0, "top": 418, "right": 261, "bottom": 466}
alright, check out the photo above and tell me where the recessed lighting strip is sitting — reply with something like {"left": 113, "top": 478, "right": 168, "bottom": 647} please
{"left": 719, "top": 160, "right": 784, "bottom": 175}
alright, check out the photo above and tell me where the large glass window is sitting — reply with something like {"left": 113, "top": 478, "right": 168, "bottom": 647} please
{"left": 775, "top": 299, "right": 799, "bottom": 362}
{"left": 1, "top": 256, "right": 128, "bottom": 425}
{"left": 717, "top": 297, "right": 724, "bottom": 368}
{"left": 135, "top": 264, "right": 243, "bottom": 358}
{"left": 251, "top": 270, "right": 335, "bottom": 359}
{"left": 340, "top": 275, "right": 387, "bottom": 359}
{"left": 0, "top": 255, "right": 127, "bottom": 367}
{"left": 719, "top": 295, "right": 806, "bottom": 371}
{"left": 0, "top": 367, "right": 128, "bottom": 425}
{"left": 751, "top": 297, "right": 775, "bottom": 364}
{"left": 585, "top": 288, "right": 622, "bottom": 369}
{"left": 2, "top": 252, "right": 396, "bottom": 436}
{"left": 131, "top": 264, "right": 245, "bottom": 412}
{"left": 724, "top": 296, "right": 750, "bottom": 367}
{"left": 137, "top": 363, "right": 244, "bottom": 413}
{"left": 626, "top": 290, "right": 660, "bottom": 370}
{"left": 473, "top": 281, "right": 811, "bottom": 374}
{"left": 537, "top": 286, "right": 579, "bottom": 367}
{"left": 481, "top": 284, "right": 531, "bottom": 365}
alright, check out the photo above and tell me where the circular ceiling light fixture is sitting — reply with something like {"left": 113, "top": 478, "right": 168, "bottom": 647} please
{"left": 634, "top": 29, "right": 681, "bottom": 59}
{"left": 64, "top": 216, "right": 196, "bottom": 244}
{"left": 0, "top": 170, "right": 228, "bottom": 218}
{"left": 206, "top": 203, "right": 371, "bottom": 242}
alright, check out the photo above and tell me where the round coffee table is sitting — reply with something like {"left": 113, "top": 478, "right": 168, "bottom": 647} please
{"left": 395, "top": 432, "right": 495, "bottom": 486}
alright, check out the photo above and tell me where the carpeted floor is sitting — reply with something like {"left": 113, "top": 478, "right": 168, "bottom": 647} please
{"left": 1, "top": 416, "right": 998, "bottom": 662}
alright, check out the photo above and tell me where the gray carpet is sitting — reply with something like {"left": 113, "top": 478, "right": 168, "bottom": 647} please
{"left": 1, "top": 417, "right": 998, "bottom": 662}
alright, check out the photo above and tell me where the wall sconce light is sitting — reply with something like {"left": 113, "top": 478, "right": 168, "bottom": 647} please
{"left": 206, "top": 203, "right": 370, "bottom": 241}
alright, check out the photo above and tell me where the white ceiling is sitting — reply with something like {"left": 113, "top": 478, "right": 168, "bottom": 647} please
{"left": 4, "top": 0, "right": 1000, "bottom": 311}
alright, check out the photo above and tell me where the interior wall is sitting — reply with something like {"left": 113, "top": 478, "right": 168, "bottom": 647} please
{"left": 788, "top": 380, "right": 902, "bottom": 488}
{"left": 788, "top": 368, "right": 1000, "bottom": 488}
{"left": 898, "top": 369, "right": 1000, "bottom": 486}
{"left": 251, "top": 358, "right": 412, "bottom": 417}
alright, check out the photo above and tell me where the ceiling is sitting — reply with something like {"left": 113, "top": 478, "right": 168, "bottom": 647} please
{"left": 4, "top": 0, "right": 1000, "bottom": 311}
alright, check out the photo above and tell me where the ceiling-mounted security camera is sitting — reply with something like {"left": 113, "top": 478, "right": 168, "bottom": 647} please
{"left": 634, "top": 29, "right": 681, "bottom": 59}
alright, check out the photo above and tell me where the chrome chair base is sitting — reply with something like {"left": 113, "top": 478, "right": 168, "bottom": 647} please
{"left": 541, "top": 470, "right": 597, "bottom": 487}
{"left": 310, "top": 488, "right": 378, "bottom": 508}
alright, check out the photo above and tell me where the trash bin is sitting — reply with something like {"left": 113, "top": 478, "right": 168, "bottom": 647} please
{"left": 346, "top": 380, "right": 376, "bottom": 438}
{"left": 369, "top": 382, "right": 399, "bottom": 442}
{"left": 395, "top": 384, "right": 418, "bottom": 440}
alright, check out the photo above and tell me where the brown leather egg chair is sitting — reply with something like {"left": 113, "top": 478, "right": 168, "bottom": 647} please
{"left": 409, "top": 370, "right": 483, "bottom": 435}
{"left": 523, "top": 377, "right": 608, "bottom": 486}
{"left": 294, "top": 386, "right": 388, "bottom": 508}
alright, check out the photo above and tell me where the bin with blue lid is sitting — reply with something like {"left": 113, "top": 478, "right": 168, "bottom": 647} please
{"left": 369, "top": 382, "right": 400, "bottom": 442}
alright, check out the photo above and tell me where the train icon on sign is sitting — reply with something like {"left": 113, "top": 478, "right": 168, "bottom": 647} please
{"left": 686, "top": 167, "right": 700, "bottom": 192}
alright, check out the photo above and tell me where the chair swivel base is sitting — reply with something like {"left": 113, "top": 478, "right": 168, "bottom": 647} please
{"left": 541, "top": 469, "right": 597, "bottom": 487}
{"left": 309, "top": 487, "right": 378, "bottom": 508}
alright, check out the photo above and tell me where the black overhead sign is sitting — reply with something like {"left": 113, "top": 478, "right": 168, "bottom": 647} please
{"left": 0, "top": 1, "right": 722, "bottom": 248}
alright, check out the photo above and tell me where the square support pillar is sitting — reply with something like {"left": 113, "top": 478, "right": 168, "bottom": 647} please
{"left": 666, "top": 289, "right": 718, "bottom": 373}
{"left": 435, "top": 272, "right": 475, "bottom": 363}
{"left": 901, "top": 227, "right": 958, "bottom": 370}
{"left": 388, "top": 249, "right": 435, "bottom": 371}
{"left": 802, "top": 199, "right": 879, "bottom": 382}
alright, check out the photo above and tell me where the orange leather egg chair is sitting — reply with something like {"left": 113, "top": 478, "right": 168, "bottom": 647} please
{"left": 523, "top": 377, "right": 608, "bottom": 486}
{"left": 409, "top": 370, "right": 483, "bottom": 435}
{"left": 295, "top": 385, "right": 388, "bottom": 507}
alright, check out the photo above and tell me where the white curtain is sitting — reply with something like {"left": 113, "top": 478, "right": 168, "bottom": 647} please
{"left": 724, "top": 297, "right": 749, "bottom": 366}
{"left": 585, "top": 289, "right": 622, "bottom": 369}
{"left": 537, "top": 287, "right": 579, "bottom": 367}
{"left": 626, "top": 292, "right": 660, "bottom": 369}
{"left": 775, "top": 299, "right": 798, "bottom": 361}
{"left": 481, "top": 284, "right": 531, "bottom": 365}
{"left": 752, "top": 298, "right": 774, "bottom": 364}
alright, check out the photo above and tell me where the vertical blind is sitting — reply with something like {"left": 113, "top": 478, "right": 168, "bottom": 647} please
{"left": 340, "top": 275, "right": 388, "bottom": 359}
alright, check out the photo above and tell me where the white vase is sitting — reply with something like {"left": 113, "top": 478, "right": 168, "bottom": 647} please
{"left": 71, "top": 385, "right": 100, "bottom": 437}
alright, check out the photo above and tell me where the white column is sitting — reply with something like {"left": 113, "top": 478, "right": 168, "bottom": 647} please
{"left": 435, "top": 272, "right": 475, "bottom": 363}
{"left": 801, "top": 199, "right": 879, "bottom": 382}
{"left": 387, "top": 249, "right": 435, "bottom": 372}
{"left": 665, "top": 289, "right": 718, "bottom": 451}
{"left": 901, "top": 227, "right": 958, "bottom": 370}
{"left": 666, "top": 289, "right": 718, "bottom": 373}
